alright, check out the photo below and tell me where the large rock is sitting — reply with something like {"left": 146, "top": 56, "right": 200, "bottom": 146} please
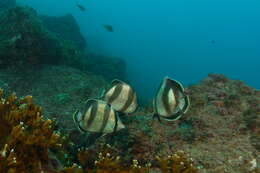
{"left": 40, "top": 14, "right": 86, "bottom": 50}
{"left": 0, "top": 6, "right": 84, "bottom": 70}
{"left": 83, "top": 54, "right": 127, "bottom": 81}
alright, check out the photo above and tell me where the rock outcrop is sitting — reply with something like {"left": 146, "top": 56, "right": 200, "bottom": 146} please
{"left": 40, "top": 14, "right": 86, "bottom": 50}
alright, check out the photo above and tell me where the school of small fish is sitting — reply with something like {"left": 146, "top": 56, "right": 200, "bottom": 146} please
{"left": 73, "top": 77, "right": 190, "bottom": 136}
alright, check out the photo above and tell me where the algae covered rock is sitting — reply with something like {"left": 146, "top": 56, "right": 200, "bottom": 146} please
{"left": 83, "top": 54, "right": 127, "bottom": 81}
{"left": 0, "top": 6, "right": 60, "bottom": 68}
{"left": 40, "top": 14, "right": 86, "bottom": 50}
{"left": 0, "top": 6, "right": 84, "bottom": 71}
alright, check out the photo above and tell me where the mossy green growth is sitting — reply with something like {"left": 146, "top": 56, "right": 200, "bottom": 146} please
{"left": 53, "top": 93, "right": 71, "bottom": 105}
{"left": 178, "top": 120, "right": 196, "bottom": 142}
{"left": 123, "top": 115, "right": 153, "bottom": 136}
{"left": 243, "top": 109, "right": 259, "bottom": 129}
{"left": 58, "top": 39, "right": 86, "bottom": 71}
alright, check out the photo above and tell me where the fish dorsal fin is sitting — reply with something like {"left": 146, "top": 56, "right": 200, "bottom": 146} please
{"left": 164, "top": 77, "right": 185, "bottom": 93}
{"left": 111, "top": 79, "right": 125, "bottom": 86}
{"left": 102, "top": 79, "right": 124, "bottom": 100}
{"left": 83, "top": 99, "right": 100, "bottom": 119}
{"left": 84, "top": 99, "right": 96, "bottom": 110}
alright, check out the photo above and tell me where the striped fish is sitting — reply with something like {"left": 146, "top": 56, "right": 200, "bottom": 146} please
{"left": 103, "top": 79, "right": 138, "bottom": 114}
{"left": 73, "top": 99, "right": 125, "bottom": 134}
{"left": 153, "top": 77, "right": 190, "bottom": 121}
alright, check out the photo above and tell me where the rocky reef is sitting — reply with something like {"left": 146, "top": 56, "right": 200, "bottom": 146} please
{"left": 0, "top": 74, "right": 259, "bottom": 173}
{"left": 0, "top": 90, "right": 200, "bottom": 172}
{"left": 40, "top": 14, "right": 86, "bottom": 50}
{"left": 0, "top": 6, "right": 84, "bottom": 70}
{"left": 83, "top": 53, "right": 127, "bottom": 81}
{"left": 112, "top": 74, "right": 259, "bottom": 173}
{"left": 0, "top": 6, "right": 126, "bottom": 81}
{"left": 0, "top": 3, "right": 259, "bottom": 173}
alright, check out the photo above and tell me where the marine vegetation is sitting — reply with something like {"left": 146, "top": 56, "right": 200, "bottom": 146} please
{"left": 77, "top": 144, "right": 199, "bottom": 173}
{"left": 0, "top": 88, "right": 64, "bottom": 172}
{"left": 0, "top": 88, "right": 200, "bottom": 172}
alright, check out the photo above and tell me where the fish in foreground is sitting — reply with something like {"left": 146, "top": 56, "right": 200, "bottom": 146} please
{"left": 73, "top": 99, "right": 125, "bottom": 134}
{"left": 103, "top": 24, "right": 114, "bottom": 32}
{"left": 77, "top": 4, "right": 86, "bottom": 11}
{"left": 153, "top": 77, "right": 190, "bottom": 122}
{"left": 102, "top": 79, "right": 138, "bottom": 114}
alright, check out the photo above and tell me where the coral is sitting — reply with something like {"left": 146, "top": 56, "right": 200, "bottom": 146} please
{"left": 0, "top": 89, "right": 69, "bottom": 172}
{"left": 156, "top": 150, "right": 198, "bottom": 173}
{"left": 53, "top": 93, "right": 71, "bottom": 105}
{"left": 77, "top": 144, "right": 149, "bottom": 173}
{"left": 76, "top": 144, "right": 199, "bottom": 173}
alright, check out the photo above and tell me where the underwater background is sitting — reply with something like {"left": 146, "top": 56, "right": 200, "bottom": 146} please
{"left": 17, "top": 0, "right": 260, "bottom": 101}
{"left": 0, "top": 0, "right": 259, "bottom": 173}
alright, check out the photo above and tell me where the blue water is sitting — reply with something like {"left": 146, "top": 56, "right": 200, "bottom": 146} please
{"left": 17, "top": 0, "right": 260, "bottom": 100}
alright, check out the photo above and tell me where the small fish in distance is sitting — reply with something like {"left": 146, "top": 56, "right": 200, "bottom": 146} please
{"left": 77, "top": 4, "right": 86, "bottom": 11}
{"left": 103, "top": 24, "right": 114, "bottom": 32}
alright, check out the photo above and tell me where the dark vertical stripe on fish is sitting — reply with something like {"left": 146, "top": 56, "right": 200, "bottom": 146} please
{"left": 113, "top": 112, "right": 118, "bottom": 132}
{"left": 108, "top": 84, "right": 123, "bottom": 104}
{"left": 87, "top": 101, "right": 98, "bottom": 127}
{"left": 120, "top": 88, "right": 134, "bottom": 113}
{"left": 99, "top": 104, "right": 111, "bottom": 133}
{"left": 162, "top": 84, "right": 172, "bottom": 115}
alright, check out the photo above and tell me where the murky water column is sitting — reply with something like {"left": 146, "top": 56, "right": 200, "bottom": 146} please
{"left": 0, "top": 0, "right": 16, "bottom": 12}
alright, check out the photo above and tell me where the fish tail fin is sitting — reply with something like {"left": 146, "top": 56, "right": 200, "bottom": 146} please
{"left": 98, "top": 87, "right": 106, "bottom": 99}
{"left": 73, "top": 110, "right": 86, "bottom": 133}
{"left": 73, "top": 110, "right": 81, "bottom": 124}
{"left": 153, "top": 113, "right": 162, "bottom": 123}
